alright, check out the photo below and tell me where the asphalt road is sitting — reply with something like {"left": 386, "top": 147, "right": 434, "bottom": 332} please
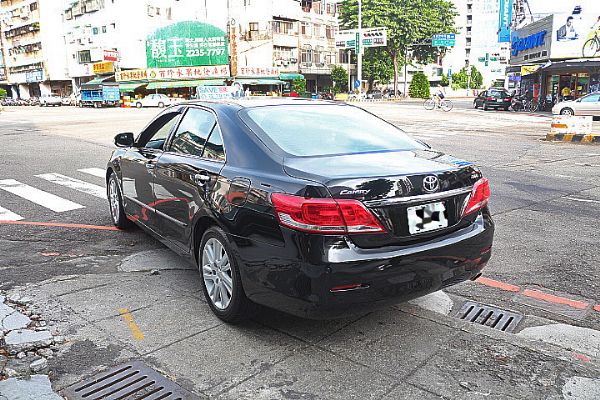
{"left": 0, "top": 103, "right": 599, "bottom": 400}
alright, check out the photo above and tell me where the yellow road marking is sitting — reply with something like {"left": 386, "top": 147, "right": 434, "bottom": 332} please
{"left": 118, "top": 308, "right": 145, "bottom": 341}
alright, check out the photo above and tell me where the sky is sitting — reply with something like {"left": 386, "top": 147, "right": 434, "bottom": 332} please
{"left": 525, "top": 0, "right": 599, "bottom": 16}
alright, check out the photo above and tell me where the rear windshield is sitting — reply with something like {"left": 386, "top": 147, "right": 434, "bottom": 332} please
{"left": 488, "top": 89, "right": 508, "bottom": 97}
{"left": 240, "top": 104, "right": 422, "bottom": 157}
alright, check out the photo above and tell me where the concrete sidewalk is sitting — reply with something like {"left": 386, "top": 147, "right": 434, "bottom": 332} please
{"left": 6, "top": 261, "right": 599, "bottom": 400}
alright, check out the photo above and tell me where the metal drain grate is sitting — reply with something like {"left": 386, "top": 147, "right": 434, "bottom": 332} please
{"left": 63, "top": 361, "right": 201, "bottom": 400}
{"left": 455, "top": 301, "right": 523, "bottom": 333}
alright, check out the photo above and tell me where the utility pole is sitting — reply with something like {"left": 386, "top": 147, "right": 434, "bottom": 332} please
{"left": 347, "top": 49, "right": 351, "bottom": 92}
{"left": 357, "top": 0, "right": 362, "bottom": 97}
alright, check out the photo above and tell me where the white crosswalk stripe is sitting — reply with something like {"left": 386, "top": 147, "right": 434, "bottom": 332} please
{"left": 0, "top": 206, "right": 23, "bottom": 221}
{"left": 36, "top": 173, "right": 106, "bottom": 199}
{"left": 78, "top": 168, "right": 106, "bottom": 178}
{"left": 0, "top": 179, "right": 84, "bottom": 212}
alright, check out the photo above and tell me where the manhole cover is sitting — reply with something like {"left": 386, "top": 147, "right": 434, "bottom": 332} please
{"left": 63, "top": 361, "right": 201, "bottom": 400}
{"left": 455, "top": 301, "right": 523, "bottom": 333}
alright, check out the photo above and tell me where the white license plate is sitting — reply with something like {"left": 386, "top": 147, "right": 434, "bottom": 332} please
{"left": 407, "top": 202, "right": 449, "bottom": 234}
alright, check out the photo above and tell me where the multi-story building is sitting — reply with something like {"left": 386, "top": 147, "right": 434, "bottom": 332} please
{"left": 0, "top": 0, "right": 70, "bottom": 98}
{"left": 230, "top": 0, "right": 339, "bottom": 92}
{"left": 441, "top": 0, "right": 510, "bottom": 88}
{"left": 62, "top": 0, "right": 227, "bottom": 92}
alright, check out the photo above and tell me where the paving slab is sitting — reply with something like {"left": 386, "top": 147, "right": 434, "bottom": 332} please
{"left": 0, "top": 303, "right": 31, "bottom": 331}
{"left": 217, "top": 346, "right": 396, "bottom": 400}
{"left": 562, "top": 376, "right": 600, "bottom": 400}
{"left": 5, "top": 329, "right": 52, "bottom": 354}
{"left": 118, "top": 249, "right": 194, "bottom": 272}
{"left": 406, "top": 330, "right": 596, "bottom": 400}
{"left": 149, "top": 321, "right": 305, "bottom": 396}
{"left": 91, "top": 295, "right": 223, "bottom": 354}
{"left": 319, "top": 308, "right": 459, "bottom": 378}
{"left": 0, "top": 374, "right": 61, "bottom": 400}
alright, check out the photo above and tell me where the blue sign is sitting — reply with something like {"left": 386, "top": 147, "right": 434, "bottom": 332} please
{"left": 498, "top": 0, "right": 513, "bottom": 43}
{"left": 511, "top": 31, "right": 547, "bottom": 56}
{"left": 448, "top": 68, "right": 452, "bottom": 79}
{"left": 25, "top": 70, "right": 44, "bottom": 83}
{"left": 354, "top": 79, "right": 360, "bottom": 89}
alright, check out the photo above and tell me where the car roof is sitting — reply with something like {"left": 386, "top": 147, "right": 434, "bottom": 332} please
{"left": 177, "top": 98, "right": 341, "bottom": 110}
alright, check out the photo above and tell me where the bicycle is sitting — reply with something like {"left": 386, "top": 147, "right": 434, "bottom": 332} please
{"left": 423, "top": 96, "right": 453, "bottom": 112}
{"left": 582, "top": 31, "right": 600, "bottom": 57}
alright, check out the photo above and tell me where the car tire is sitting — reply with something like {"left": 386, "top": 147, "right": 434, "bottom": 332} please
{"left": 560, "top": 107, "right": 574, "bottom": 116}
{"left": 199, "top": 227, "right": 254, "bottom": 323}
{"left": 473, "top": 101, "right": 478, "bottom": 109}
{"left": 158, "top": 102, "right": 165, "bottom": 108}
{"left": 503, "top": 106, "right": 509, "bottom": 111}
{"left": 136, "top": 102, "right": 142, "bottom": 108}
{"left": 107, "top": 172, "right": 133, "bottom": 230}
{"left": 483, "top": 103, "right": 489, "bottom": 111}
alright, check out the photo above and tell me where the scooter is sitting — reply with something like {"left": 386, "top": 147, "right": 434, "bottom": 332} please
{"left": 510, "top": 95, "right": 526, "bottom": 112}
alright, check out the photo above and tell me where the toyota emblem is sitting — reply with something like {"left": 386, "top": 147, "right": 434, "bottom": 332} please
{"left": 422, "top": 175, "right": 440, "bottom": 193}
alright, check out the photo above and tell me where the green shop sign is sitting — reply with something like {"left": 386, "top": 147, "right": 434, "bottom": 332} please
{"left": 146, "top": 21, "right": 229, "bottom": 68}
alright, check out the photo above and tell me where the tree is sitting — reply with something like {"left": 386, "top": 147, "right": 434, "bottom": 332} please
{"left": 291, "top": 78, "right": 306, "bottom": 95}
{"left": 330, "top": 65, "right": 349, "bottom": 94}
{"left": 339, "top": 0, "right": 458, "bottom": 96}
{"left": 470, "top": 65, "right": 483, "bottom": 89}
{"left": 440, "top": 73, "right": 449, "bottom": 87}
{"left": 362, "top": 47, "right": 393, "bottom": 89}
{"left": 409, "top": 72, "right": 430, "bottom": 99}
{"left": 0, "top": 88, "right": 6, "bottom": 99}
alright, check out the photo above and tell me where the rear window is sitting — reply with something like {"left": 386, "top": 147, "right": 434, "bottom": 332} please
{"left": 241, "top": 104, "right": 422, "bottom": 157}
{"left": 489, "top": 89, "right": 508, "bottom": 97}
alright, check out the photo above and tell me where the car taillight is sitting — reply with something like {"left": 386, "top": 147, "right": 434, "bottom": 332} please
{"left": 271, "top": 193, "right": 385, "bottom": 234}
{"left": 504, "top": 98, "right": 511, "bottom": 101}
{"left": 487, "top": 97, "right": 495, "bottom": 101}
{"left": 462, "top": 178, "right": 491, "bottom": 217}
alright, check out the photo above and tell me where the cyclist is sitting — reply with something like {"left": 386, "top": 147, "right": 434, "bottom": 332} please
{"left": 435, "top": 84, "right": 446, "bottom": 108}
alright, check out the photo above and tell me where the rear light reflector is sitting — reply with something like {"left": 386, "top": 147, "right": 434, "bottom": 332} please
{"left": 462, "top": 178, "right": 491, "bottom": 216}
{"left": 330, "top": 283, "right": 365, "bottom": 292}
{"left": 271, "top": 193, "right": 385, "bottom": 234}
{"left": 487, "top": 97, "right": 495, "bottom": 101}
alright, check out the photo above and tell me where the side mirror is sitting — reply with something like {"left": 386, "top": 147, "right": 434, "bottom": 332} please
{"left": 114, "top": 132, "right": 135, "bottom": 147}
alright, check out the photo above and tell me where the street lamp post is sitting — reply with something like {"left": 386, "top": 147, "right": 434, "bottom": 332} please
{"left": 347, "top": 49, "right": 351, "bottom": 92}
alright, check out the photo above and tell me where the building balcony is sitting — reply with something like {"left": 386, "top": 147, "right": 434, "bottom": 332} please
{"left": 4, "top": 22, "right": 40, "bottom": 39}
{"left": 241, "top": 30, "right": 272, "bottom": 41}
{"left": 273, "top": 32, "right": 298, "bottom": 48}
{"left": 299, "top": 62, "right": 334, "bottom": 75}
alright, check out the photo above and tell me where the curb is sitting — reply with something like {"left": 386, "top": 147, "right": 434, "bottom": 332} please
{"left": 546, "top": 133, "right": 600, "bottom": 144}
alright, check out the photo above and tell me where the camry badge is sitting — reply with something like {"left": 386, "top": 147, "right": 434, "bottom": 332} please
{"left": 422, "top": 175, "right": 440, "bottom": 193}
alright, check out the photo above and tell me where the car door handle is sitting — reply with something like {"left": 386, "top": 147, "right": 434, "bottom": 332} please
{"left": 194, "top": 173, "right": 210, "bottom": 185}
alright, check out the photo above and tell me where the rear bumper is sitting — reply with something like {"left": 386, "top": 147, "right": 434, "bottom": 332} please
{"left": 235, "top": 210, "right": 494, "bottom": 319}
{"left": 487, "top": 101, "right": 511, "bottom": 108}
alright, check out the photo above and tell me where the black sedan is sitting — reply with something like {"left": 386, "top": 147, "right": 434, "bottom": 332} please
{"left": 474, "top": 89, "right": 512, "bottom": 111}
{"left": 107, "top": 99, "right": 494, "bottom": 321}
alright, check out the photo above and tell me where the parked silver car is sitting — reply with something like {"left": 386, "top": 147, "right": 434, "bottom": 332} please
{"left": 552, "top": 92, "right": 600, "bottom": 117}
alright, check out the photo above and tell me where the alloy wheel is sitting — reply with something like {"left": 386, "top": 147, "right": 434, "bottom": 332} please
{"left": 108, "top": 178, "right": 120, "bottom": 224}
{"left": 202, "top": 237, "right": 233, "bottom": 310}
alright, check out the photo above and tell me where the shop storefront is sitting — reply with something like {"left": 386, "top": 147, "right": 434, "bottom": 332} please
{"left": 116, "top": 21, "right": 230, "bottom": 104}
{"left": 234, "top": 66, "right": 285, "bottom": 96}
{"left": 510, "top": 11, "right": 600, "bottom": 104}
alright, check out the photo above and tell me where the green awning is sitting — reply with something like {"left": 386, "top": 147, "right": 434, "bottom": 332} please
{"left": 234, "top": 79, "right": 286, "bottom": 85}
{"left": 84, "top": 76, "right": 114, "bottom": 85}
{"left": 279, "top": 73, "right": 304, "bottom": 81}
{"left": 119, "top": 82, "right": 146, "bottom": 92}
{"left": 146, "top": 79, "right": 225, "bottom": 90}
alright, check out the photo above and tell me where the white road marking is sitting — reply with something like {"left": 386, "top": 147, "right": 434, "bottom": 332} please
{"left": 36, "top": 173, "right": 106, "bottom": 199}
{"left": 0, "top": 206, "right": 23, "bottom": 221}
{"left": 0, "top": 179, "right": 84, "bottom": 212}
{"left": 565, "top": 197, "right": 600, "bottom": 204}
{"left": 78, "top": 167, "right": 106, "bottom": 178}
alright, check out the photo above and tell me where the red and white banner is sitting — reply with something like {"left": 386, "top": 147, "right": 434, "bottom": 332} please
{"left": 116, "top": 65, "right": 231, "bottom": 81}
{"left": 103, "top": 49, "right": 119, "bottom": 62}
{"left": 236, "top": 66, "right": 280, "bottom": 78}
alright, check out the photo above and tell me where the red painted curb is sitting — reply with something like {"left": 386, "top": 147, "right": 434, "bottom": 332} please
{"left": 0, "top": 220, "right": 120, "bottom": 231}
{"left": 475, "top": 277, "right": 521, "bottom": 292}
{"left": 522, "top": 289, "right": 589, "bottom": 310}
{"left": 594, "top": 305, "right": 600, "bottom": 313}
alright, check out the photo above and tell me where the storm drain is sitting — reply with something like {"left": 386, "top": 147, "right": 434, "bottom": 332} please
{"left": 63, "top": 361, "right": 201, "bottom": 400}
{"left": 455, "top": 301, "right": 523, "bottom": 333}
